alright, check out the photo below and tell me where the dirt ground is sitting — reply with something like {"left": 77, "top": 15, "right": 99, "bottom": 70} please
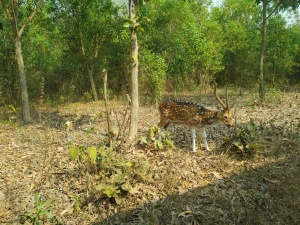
{"left": 0, "top": 90, "right": 300, "bottom": 225}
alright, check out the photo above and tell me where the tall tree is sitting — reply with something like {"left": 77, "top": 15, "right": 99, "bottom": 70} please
{"left": 141, "top": 0, "right": 224, "bottom": 91}
{"left": 127, "top": 0, "right": 139, "bottom": 141}
{"left": 79, "top": 32, "right": 100, "bottom": 101}
{"left": 265, "top": 15, "right": 299, "bottom": 86}
{"left": 256, "top": 0, "right": 300, "bottom": 100}
{"left": 54, "top": 0, "right": 122, "bottom": 101}
{"left": 1, "top": 0, "right": 44, "bottom": 123}
{"left": 212, "top": 0, "right": 260, "bottom": 87}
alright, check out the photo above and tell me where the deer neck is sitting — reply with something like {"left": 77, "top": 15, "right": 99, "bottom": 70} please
{"left": 200, "top": 109, "right": 219, "bottom": 125}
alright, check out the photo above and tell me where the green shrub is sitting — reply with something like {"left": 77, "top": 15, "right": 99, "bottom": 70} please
{"left": 140, "top": 127, "right": 175, "bottom": 151}
{"left": 223, "top": 121, "right": 261, "bottom": 158}
{"left": 23, "top": 193, "right": 56, "bottom": 225}
{"left": 69, "top": 145, "right": 149, "bottom": 204}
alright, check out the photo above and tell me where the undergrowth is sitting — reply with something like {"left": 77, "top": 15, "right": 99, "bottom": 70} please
{"left": 139, "top": 126, "right": 175, "bottom": 150}
{"left": 222, "top": 120, "right": 262, "bottom": 158}
{"left": 22, "top": 193, "right": 58, "bottom": 225}
{"left": 69, "top": 144, "right": 150, "bottom": 204}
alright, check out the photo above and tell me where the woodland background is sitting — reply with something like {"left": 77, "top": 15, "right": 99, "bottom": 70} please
{"left": 0, "top": 0, "right": 300, "bottom": 108}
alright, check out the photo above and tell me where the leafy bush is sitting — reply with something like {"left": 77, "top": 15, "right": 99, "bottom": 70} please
{"left": 69, "top": 145, "right": 149, "bottom": 204}
{"left": 140, "top": 127, "right": 175, "bottom": 151}
{"left": 23, "top": 193, "right": 56, "bottom": 225}
{"left": 223, "top": 121, "right": 261, "bottom": 158}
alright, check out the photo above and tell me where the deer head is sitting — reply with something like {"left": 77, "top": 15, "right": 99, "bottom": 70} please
{"left": 214, "top": 85, "right": 235, "bottom": 127}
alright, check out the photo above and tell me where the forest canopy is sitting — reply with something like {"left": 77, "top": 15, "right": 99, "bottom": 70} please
{"left": 0, "top": 0, "right": 299, "bottom": 105}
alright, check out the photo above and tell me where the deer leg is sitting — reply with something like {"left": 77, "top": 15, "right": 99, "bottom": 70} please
{"left": 191, "top": 128, "right": 197, "bottom": 152}
{"left": 202, "top": 128, "right": 210, "bottom": 150}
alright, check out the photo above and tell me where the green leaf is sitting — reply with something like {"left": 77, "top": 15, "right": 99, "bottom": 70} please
{"left": 123, "top": 22, "right": 133, "bottom": 28}
{"left": 140, "top": 135, "right": 148, "bottom": 144}
{"left": 82, "top": 153, "right": 89, "bottom": 162}
{"left": 233, "top": 139, "right": 244, "bottom": 150}
{"left": 88, "top": 146, "right": 97, "bottom": 163}
{"left": 246, "top": 143, "right": 259, "bottom": 150}
{"left": 40, "top": 198, "right": 56, "bottom": 208}
{"left": 99, "top": 145, "right": 105, "bottom": 153}
{"left": 136, "top": 25, "right": 144, "bottom": 33}
{"left": 42, "top": 211, "right": 53, "bottom": 220}
{"left": 69, "top": 145, "right": 79, "bottom": 160}
{"left": 125, "top": 161, "right": 135, "bottom": 167}
{"left": 142, "top": 16, "right": 151, "bottom": 22}
{"left": 139, "top": 161, "right": 149, "bottom": 174}
{"left": 148, "top": 126, "right": 157, "bottom": 138}
{"left": 95, "top": 183, "right": 106, "bottom": 191}
{"left": 154, "top": 140, "right": 164, "bottom": 150}
{"left": 121, "top": 182, "right": 133, "bottom": 192}
{"left": 124, "top": 18, "right": 133, "bottom": 23}
{"left": 164, "top": 139, "right": 174, "bottom": 148}
{"left": 161, "top": 131, "right": 167, "bottom": 139}
{"left": 110, "top": 173, "right": 126, "bottom": 184}
{"left": 247, "top": 123, "right": 256, "bottom": 132}
{"left": 8, "top": 104, "right": 16, "bottom": 112}
{"left": 99, "top": 146, "right": 107, "bottom": 158}
{"left": 35, "top": 193, "right": 40, "bottom": 204}
{"left": 104, "top": 186, "right": 115, "bottom": 198}
{"left": 104, "top": 185, "right": 120, "bottom": 198}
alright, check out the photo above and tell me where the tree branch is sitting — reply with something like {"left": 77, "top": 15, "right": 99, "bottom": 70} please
{"left": 19, "top": 0, "right": 44, "bottom": 36}
{"left": 11, "top": 0, "right": 19, "bottom": 35}
{"left": 79, "top": 31, "right": 92, "bottom": 73}
{"left": 266, "top": 0, "right": 283, "bottom": 20}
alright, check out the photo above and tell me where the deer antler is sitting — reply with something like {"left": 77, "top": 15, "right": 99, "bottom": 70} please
{"left": 214, "top": 84, "right": 228, "bottom": 109}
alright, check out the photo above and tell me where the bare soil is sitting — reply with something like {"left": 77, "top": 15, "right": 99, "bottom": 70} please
{"left": 0, "top": 90, "right": 300, "bottom": 225}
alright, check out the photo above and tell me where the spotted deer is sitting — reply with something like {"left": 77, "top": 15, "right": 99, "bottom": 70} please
{"left": 158, "top": 85, "right": 235, "bottom": 152}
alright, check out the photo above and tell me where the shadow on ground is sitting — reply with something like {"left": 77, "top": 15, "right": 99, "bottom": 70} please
{"left": 91, "top": 112, "right": 300, "bottom": 225}
{"left": 94, "top": 147, "right": 300, "bottom": 225}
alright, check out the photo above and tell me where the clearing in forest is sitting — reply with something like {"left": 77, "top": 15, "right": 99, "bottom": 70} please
{"left": 0, "top": 90, "right": 299, "bottom": 224}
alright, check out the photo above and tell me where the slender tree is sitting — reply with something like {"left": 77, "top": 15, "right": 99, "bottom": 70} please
{"left": 127, "top": 0, "right": 140, "bottom": 141}
{"left": 1, "top": 0, "right": 44, "bottom": 123}
{"left": 79, "top": 32, "right": 99, "bottom": 101}
{"left": 258, "top": 0, "right": 267, "bottom": 99}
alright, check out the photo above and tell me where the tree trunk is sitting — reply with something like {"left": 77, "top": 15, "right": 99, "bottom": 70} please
{"left": 1, "top": 0, "right": 44, "bottom": 124}
{"left": 259, "top": 0, "right": 267, "bottom": 100}
{"left": 79, "top": 34, "right": 99, "bottom": 102}
{"left": 87, "top": 67, "right": 98, "bottom": 101}
{"left": 15, "top": 36, "right": 31, "bottom": 123}
{"left": 128, "top": 0, "right": 139, "bottom": 142}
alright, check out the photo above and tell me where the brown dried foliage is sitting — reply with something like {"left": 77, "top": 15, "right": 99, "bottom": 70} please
{"left": 0, "top": 91, "right": 299, "bottom": 224}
